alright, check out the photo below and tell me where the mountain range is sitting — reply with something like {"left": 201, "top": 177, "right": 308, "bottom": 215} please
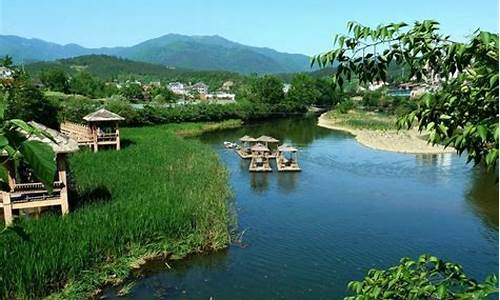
{"left": 0, "top": 34, "right": 315, "bottom": 74}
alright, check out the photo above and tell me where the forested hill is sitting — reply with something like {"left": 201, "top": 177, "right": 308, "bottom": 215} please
{"left": 1, "top": 34, "right": 314, "bottom": 74}
{"left": 25, "top": 55, "right": 243, "bottom": 84}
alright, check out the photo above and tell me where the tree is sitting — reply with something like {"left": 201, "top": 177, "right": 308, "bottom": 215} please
{"left": 120, "top": 83, "right": 144, "bottom": 102}
{"left": 287, "top": 74, "right": 321, "bottom": 106}
{"left": 313, "top": 20, "right": 499, "bottom": 169}
{"left": 149, "top": 85, "right": 176, "bottom": 103}
{"left": 70, "top": 71, "right": 105, "bottom": 98}
{"left": 345, "top": 255, "right": 498, "bottom": 300}
{"left": 1, "top": 55, "right": 13, "bottom": 68}
{"left": 249, "top": 75, "right": 285, "bottom": 105}
{"left": 40, "top": 68, "right": 70, "bottom": 93}
{"left": 3, "top": 75, "right": 59, "bottom": 129}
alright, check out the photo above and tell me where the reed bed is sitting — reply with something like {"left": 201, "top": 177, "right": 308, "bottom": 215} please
{"left": 0, "top": 123, "right": 234, "bottom": 299}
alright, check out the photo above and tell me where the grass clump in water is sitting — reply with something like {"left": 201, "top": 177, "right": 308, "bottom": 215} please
{"left": 0, "top": 122, "right": 236, "bottom": 299}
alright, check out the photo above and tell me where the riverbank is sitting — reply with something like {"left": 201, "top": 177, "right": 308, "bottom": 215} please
{"left": 318, "top": 111, "right": 455, "bottom": 154}
{"left": 0, "top": 120, "right": 240, "bottom": 299}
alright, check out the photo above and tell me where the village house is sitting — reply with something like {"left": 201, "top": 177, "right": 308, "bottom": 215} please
{"left": 0, "top": 66, "right": 13, "bottom": 79}
{"left": 168, "top": 82, "right": 187, "bottom": 95}
{"left": 282, "top": 83, "right": 291, "bottom": 94}
{"left": 191, "top": 82, "right": 209, "bottom": 95}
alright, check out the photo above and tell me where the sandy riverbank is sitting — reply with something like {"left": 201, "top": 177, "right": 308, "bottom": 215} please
{"left": 318, "top": 113, "right": 456, "bottom": 154}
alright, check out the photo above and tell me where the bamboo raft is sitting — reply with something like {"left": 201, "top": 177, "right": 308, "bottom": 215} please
{"left": 230, "top": 135, "right": 301, "bottom": 172}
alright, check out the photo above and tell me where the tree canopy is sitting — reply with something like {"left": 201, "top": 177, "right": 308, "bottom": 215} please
{"left": 313, "top": 20, "right": 499, "bottom": 169}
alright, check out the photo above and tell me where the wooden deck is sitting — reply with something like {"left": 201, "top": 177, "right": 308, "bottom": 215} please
{"left": 61, "top": 121, "right": 121, "bottom": 152}
{"left": 237, "top": 148, "right": 253, "bottom": 159}
{"left": 249, "top": 156, "right": 272, "bottom": 172}
{"left": 276, "top": 157, "right": 301, "bottom": 172}
{"left": 1, "top": 181, "right": 69, "bottom": 226}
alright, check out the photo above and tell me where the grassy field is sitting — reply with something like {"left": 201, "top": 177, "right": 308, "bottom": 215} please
{"left": 323, "top": 110, "right": 397, "bottom": 130}
{"left": 0, "top": 120, "right": 239, "bottom": 299}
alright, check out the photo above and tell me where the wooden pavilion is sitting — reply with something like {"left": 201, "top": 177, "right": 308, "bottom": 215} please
{"left": 276, "top": 144, "right": 301, "bottom": 172}
{"left": 249, "top": 143, "right": 272, "bottom": 172}
{"left": 256, "top": 135, "right": 279, "bottom": 158}
{"left": 0, "top": 122, "right": 79, "bottom": 226}
{"left": 61, "top": 108, "right": 125, "bottom": 152}
{"left": 237, "top": 135, "right": 257, "bottom": 159}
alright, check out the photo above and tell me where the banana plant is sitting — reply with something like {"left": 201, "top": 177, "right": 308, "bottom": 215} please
{"left": 0, "top": 95, "right": 56, "bottom": 193}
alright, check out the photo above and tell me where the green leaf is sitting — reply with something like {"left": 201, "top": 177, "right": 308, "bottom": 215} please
{"left": 0, "top": 164, "right": 9, "bottom": 191}
{"left": 477, "top": 125, "right": 487, "bottom": 142}
{"left": 436, "top": 284, "right": 448, "bottom": 299}
{"left": 19, "top": 140, "right": 56, "bottom": 193}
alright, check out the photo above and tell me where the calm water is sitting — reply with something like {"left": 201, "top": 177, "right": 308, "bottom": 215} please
{"left": 105, "top": 116, "right": 499, "bottom": 299}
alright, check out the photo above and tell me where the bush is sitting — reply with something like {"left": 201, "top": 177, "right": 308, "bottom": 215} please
{"left": 345, "top": 255, "right": 498, "bottom": 300}
{"left": 335, "top": 98, "right": 354, "bottom": 114}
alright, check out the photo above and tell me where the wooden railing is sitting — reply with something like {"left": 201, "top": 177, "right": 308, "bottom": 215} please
{"left": 13, "top": 181, "right": 65, "bottom": 193}
{"left": 61, "top": 122, "right": 93, "bottom": 143}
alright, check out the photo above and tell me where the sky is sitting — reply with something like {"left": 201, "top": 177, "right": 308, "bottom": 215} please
{"left": 0, "top": 0, "right": 498, "bottom": 55}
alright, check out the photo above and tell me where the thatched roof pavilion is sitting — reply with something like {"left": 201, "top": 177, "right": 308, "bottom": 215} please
{"left": 83, "top": 108, "right": 125, "bottom": 122}
{"left": 62, "top": 108, "right": 125, "bottom": 152}
{"left": 29, "top": 121, "right": 79, "bottom": 154}
{"left": 1, "top": 122, "right": 79, "bottom": 225}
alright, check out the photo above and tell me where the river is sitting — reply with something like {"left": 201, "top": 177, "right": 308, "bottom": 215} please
{"left": 104, "top": 116, "right": 499, "bottom": 299}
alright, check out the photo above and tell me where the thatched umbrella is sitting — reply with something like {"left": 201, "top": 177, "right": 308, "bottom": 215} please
{"left": 240, "top": 135, "right": 257, "bottom": 143}
{"left": 277, "top": 144, "right": 298, "bottom": 153}
{"left": 250, "top": 143, "right": 270, "bottom": 153}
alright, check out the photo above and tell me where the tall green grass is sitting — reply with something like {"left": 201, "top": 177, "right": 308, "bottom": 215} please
{"left": 0, "top": 122, "right": 235, "bottom": 299}
{"left": 325, "top": 110, "right": 397, "bottom": 130}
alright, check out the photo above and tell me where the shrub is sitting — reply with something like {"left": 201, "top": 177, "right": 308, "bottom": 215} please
{"left": 345, "top": 255, "right": 498, "bottom": 300}
{"left": 336, "top": 98, "right": 354, "bottom": 114}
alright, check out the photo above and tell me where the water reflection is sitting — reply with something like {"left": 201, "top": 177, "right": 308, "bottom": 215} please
{"left": 276, "top": 172, "right": 299, "bottom": 193}
{"left": 415, "top": 153, "right": 453, "bottom": 170}
{"left": 466, "top": 167, "right": 499, "bottom": 230}
{"left": 249, "top": 173, "right": 270, "bottom": 193}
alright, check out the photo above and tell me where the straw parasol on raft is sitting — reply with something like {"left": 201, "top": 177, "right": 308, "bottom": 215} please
{"left": 250, "top": 143, "right": 270, "bottom": 152}
{"left": 278, "top": 144, "right": 298, "bottom": 152}
{"left": 240, "top": 135, "right": 257, "bottom": 143}
{"left": 256, "top": 135, "right": 279, "bottom": 143}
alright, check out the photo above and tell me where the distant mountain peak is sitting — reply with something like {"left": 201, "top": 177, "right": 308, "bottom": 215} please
{"left": 0, "top": 34, "right": 314, "bottom": 74}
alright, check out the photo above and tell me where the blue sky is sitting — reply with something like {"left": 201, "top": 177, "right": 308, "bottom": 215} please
{"left": 0, "top": 0, "right": 498, "bottom": 55}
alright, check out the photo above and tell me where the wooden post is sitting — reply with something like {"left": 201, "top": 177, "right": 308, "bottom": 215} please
{"left": 2, "top": 192, "right": 13, "bottom": 226}
{"left": 57, "top": 155, "right": 69, "bottom": 215}
{"left": 116, "top": 125, "right": 121, "bottom": 150}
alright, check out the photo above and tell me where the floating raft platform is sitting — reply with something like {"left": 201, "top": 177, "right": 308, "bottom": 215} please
{"left": 276, "top": 144, "right": 301, "bottom": 172}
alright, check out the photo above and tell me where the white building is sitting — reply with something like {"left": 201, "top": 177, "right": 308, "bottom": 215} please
{"left": 0, "top": 67, "right": 13, "bottom": 80}
{"left": 168, "top": 82, "right": 186, "bottom": 95}
{"left": 206, "top": 91, "right": 236, "bottom": 101}
{"left": 282, "top": 83, "right": 291, "bottom": 94}
{"left": 191, "top": 82, "right": 209, "bottom": 95}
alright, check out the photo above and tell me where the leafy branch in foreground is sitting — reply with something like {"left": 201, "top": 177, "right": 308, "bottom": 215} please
{"left": 313, "top": 20, "right": 499, "bottom": 169}
{"left": 0, "top": 94, "right": 56, "bottom": 193}
{"left": 345, "top": 255, "right": 498, "bottom": 300}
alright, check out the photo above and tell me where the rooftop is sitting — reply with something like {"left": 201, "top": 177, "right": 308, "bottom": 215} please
{"left": 83, "top": 108, "right": 125, "bottom": 122}
{"left": 28, "top": 121, "right": 79, "bottom": 154}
